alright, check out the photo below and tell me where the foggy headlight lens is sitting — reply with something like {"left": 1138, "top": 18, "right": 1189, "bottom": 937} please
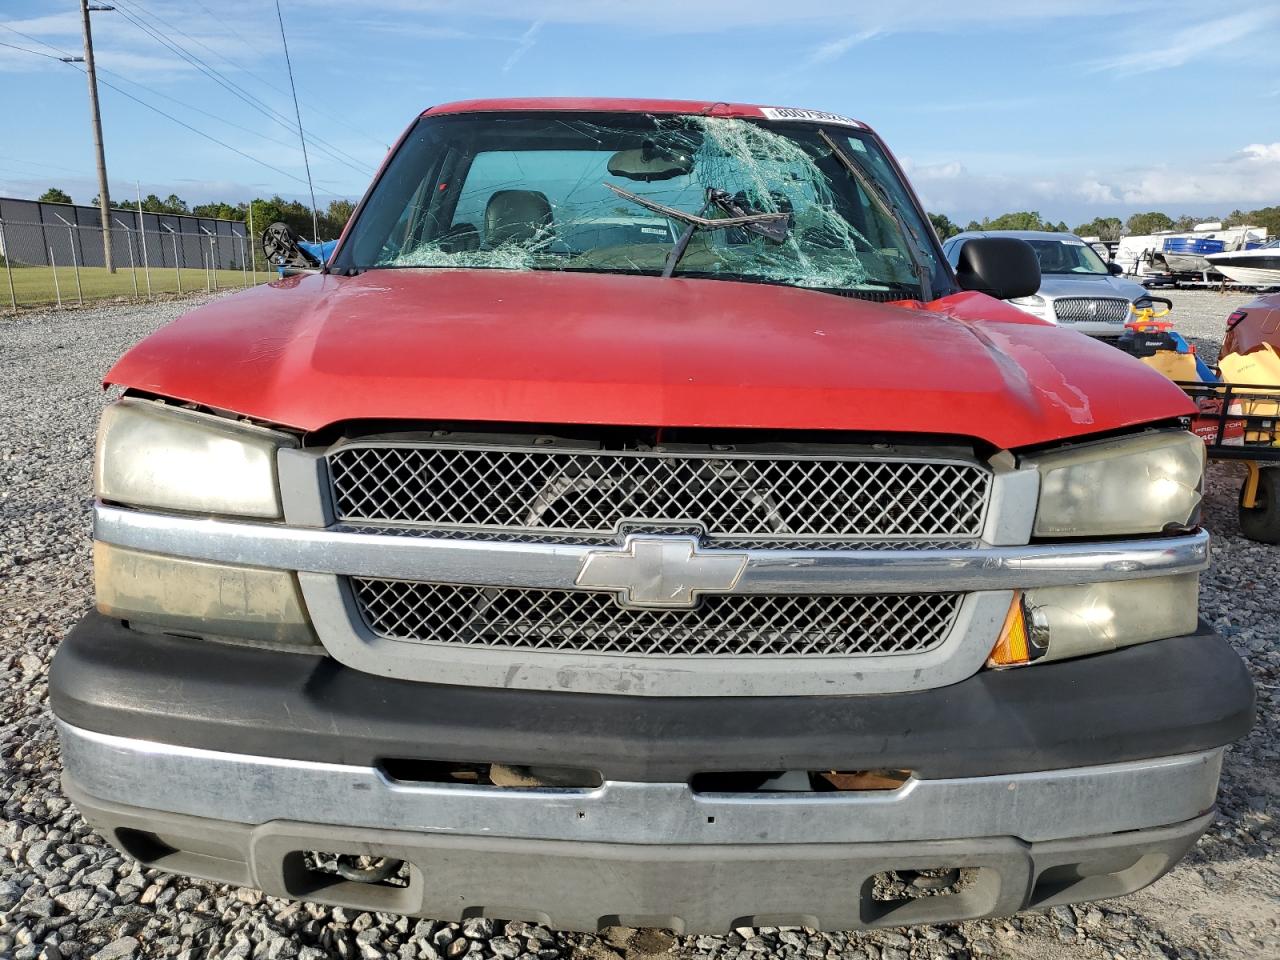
{"left": 1024, "top": 574, "right": 1199, "bottom": 662}
{"left": 1008, "top": 295, "right": 1045, "bottom": 308}
{"left": 96, "top": 398, "right": 296, "bottom": 518}
{"left": 94, "top": 542, "right": 320, "bottom": 650}
{"left": 1029, "top": 431, "right": 1204, "bottom": 537}
{"left": 988, "top": 574, "right": 1198, "bottom": 668}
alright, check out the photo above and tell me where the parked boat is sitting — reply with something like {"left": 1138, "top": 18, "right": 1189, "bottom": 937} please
{"left": 1206, "top": 238, "right": 1280, "bottom": 288}
{"left": 1117, "top": 224, "right": 1267, "bottom": 279}
{"left": 1155, "top": 236, "right": 1226, "bottom": 274}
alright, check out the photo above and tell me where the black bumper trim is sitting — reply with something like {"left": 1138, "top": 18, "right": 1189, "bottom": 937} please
{"left": 50, "top": 612, "right": 1254, "bottom": 781}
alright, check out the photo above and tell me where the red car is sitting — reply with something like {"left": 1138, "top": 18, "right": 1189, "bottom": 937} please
{"left": 51, "top": 99, "right": 1253, "bottom": 932}
{"left": 1222, "top": 290, "right": 1280, "bottom": 358}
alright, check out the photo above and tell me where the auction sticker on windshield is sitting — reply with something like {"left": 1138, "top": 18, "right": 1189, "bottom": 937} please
{"left": 760, "top": 107, "right": 863, "bottom": 127}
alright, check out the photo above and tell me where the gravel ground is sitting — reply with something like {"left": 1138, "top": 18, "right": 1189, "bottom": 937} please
{"left": 2, "top": 290, "right": 1276, "bottom": 960}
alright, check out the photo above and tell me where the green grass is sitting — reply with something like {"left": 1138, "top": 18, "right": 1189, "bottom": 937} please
{"left": 0, "top": 263, "right": 268, "bottom": 308}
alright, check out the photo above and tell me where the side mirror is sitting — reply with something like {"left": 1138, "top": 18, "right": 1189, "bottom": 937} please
{"left": 954, "top": 237, "right": 1041, "bottom": 300}
{"left": 1107, "top": 261, "right": 1124, "bottom": 275}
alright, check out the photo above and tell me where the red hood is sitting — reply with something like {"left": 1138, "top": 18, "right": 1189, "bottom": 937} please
{"left": 105, "top": 270, "right": 1194, "bottom": 449}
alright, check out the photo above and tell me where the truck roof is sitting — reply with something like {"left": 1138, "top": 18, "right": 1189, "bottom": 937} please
{"left": 422, "top": 97, "right": 866, "bottom": 124}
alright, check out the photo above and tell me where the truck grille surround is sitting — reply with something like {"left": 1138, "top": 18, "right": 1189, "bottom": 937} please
{"left": 327, "top": 443, "right": 991, "bottom": 660}
{"left": 1052, "top": 297, "right": 1131, "bottom": 325}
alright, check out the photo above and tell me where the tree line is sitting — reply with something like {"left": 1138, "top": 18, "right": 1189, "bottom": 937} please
{"left": 35, "top": 187, "right": 1279, "bottom": 246}
{"left": 927, "top": 207, "right": 1280, "bottom": 241}
{"left": 36, "top": 187, "right": 356, "bottom": 239}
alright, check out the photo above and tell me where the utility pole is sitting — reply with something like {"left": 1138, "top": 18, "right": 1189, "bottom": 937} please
{"left": 80, "top": 0, "right": 116, "bottom": 272}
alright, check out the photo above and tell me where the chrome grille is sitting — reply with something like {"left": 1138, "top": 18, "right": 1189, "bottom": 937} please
{"left": 351, "top": 579, "right": 961, "bottom": 657}
{"left": 1053, "top": 297, "right": 1130, "bottom": 325}
{"left": 327, "top": 445, "right": 991, "bottom": 543}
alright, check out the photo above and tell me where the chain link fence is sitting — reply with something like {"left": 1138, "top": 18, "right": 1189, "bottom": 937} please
{"left": 0, "top": 197, "right": 270, "bottom": 311}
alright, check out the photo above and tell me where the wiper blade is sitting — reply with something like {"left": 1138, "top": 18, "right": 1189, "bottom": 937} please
{"left": 817, "top": 129, "right": 933, "bottom": 302}
{"left": 605, "top": 182, "right": 789, "bottom": 232}
{"left": 605, "top": 182, "right": 790, "bottom": 278}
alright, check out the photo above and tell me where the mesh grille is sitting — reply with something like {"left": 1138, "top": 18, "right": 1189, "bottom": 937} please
{"left": 1053, "top": 297, "right": 1130, "bottom": 324}
{"left": 328, "top": 446, "right": 990, "bottom": 542}
{"left": 352, "top": 579, "right": 961, "bottom": 657}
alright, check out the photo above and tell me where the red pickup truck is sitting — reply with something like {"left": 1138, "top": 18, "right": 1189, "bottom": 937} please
{"left": 51, "top": 99, "right": 1253, "bottom": 932}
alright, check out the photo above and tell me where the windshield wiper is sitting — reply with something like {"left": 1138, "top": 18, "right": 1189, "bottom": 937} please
{"left": 605, "top": 182, "right": 790, "bottom": 278}
{"left": 817, "top": 130, "right": 933, "bottom": 302}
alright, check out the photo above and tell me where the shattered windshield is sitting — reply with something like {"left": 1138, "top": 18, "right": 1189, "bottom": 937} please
{"left": 335, "top": 111, "right": 948, "bottom": 296}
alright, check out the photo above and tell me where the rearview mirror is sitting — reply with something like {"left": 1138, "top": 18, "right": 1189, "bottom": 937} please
{"left": 954, "top": 237, "right": 1041, "bottom": 300}
{"left": 608, "top": 143, "right": 693, "bottom": 182}
{"left": 1107, "top": 261, "right": 1124, "bottom": 275}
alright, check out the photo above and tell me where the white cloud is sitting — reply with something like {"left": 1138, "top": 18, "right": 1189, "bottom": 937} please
{"left": 802, "top": 28, "right": 881, "bottom": 68}
{"left": 1075, "top": 180, "right": 1121, "bottom": 205}
{"left": 502, "top": 19, "right": 543, "bottom": 73}
{"left": 902, "top": 141, "right": 1280, "bottom": 220}
{"left": 1087, "top": 7, "right": 1280, "bottom": 76}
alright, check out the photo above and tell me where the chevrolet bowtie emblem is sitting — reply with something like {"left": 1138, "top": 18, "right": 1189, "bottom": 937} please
{"left": 575, "top": 536, "right": 748, "bottom": 609}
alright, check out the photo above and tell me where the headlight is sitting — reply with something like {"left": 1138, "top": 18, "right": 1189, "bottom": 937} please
{"left": 1027, "top": 430, "right": 1204, "bottom": 537}
{"left": 1008, "top": 294, "right": 1045, "bottom": 309}
{"left": 988, "top": 574, "right": 1198, "bottom": 667}
{"left": 96, "top": 398, "right": 296, "bottom": 518}
{"left": 95, "top": 543, "right": 320, "bottom": 650}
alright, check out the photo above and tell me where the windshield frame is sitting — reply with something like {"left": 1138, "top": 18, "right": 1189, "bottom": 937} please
{"left": 329, "top": 110, "right": 957, "bottom": 299}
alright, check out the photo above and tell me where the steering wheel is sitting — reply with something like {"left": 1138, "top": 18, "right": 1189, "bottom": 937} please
{"left": 1129, "top": 300, "right": 1172, "bottom": 323}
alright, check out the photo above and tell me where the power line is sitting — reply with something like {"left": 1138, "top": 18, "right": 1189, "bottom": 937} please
{"left": 0, "top": 22, "right": 352, "bottom": 178}
{"left": 93, "top": 72, "right": 340, "bottom": 194}
{"left": 132, "top": 0, "right": 388, "bottom": 152}
{"left": 274, "top": 0, "right": 318, "bottom": 241}
{"left": 96, "top": 64, "right": 315, "bottom": 157}
{"left": 1, "top": 24, "right": 349, "bottom": 198}
{"left": 107, "top": 0, "right": 374, "bottom": 175}
{"left": 3, "top": 13, "right": 377, "bottom": 179}
{"left": 0, "top": 37, "right": 64, "bottom": 60}
{"left": 0, "top": 21, "right": 72, "bottom": 56}
{"left": 0, "top": 154, "right": 94, "bottom": 176}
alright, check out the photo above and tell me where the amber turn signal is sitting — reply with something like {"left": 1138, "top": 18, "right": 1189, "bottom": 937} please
{"left": 987, "top": 592, "right": 1036, "bottom": 668}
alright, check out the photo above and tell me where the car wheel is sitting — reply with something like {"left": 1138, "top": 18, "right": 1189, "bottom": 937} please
{"left": 1238, "top": 467, "right": 1280, "bottom": 544}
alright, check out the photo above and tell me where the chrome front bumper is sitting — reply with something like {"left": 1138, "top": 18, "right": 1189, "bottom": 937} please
{"left": 92, "top": 503, "right": 1211, "bottom": 696}
{"left": 60, "top": 721, "right": 1222, "bottom": 931}
{"left": 58, "top": 722, "right": 1223, "bottom": 847}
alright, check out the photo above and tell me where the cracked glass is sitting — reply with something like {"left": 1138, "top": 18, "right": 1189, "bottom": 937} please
{"left": 336, "top": 111, "right": 946, "bottom": 297}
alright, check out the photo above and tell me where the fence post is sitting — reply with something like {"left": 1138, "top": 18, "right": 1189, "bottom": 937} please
{"left": 49, "top": 246, "right": 62, "bottom": 308}
{"left": 54, "top": 214, "right": 84, "bottom": 306}
{"left": 205, "top": 228, "right": 216, "bottom": 291}
{"left": 239, "top": 232, "right": 248, "bottom": 288}
{"left": 0, "top": 218, "right": 16, "bottom": 311}
{"left": 247, "top": 204, "right": 257, "bottom": 284}
{"left": 136, "top": 188, "right": 153, "bottom": 298}
{"left": 164, "top": 225, "right": 182, "bottom": 294}
{"left": 115, "top": 219, "right": 139, "bottom": 299}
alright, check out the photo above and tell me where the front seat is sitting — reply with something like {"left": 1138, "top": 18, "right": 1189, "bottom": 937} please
{"left": 484, "top": 190, "right": 553, "bottom": 248}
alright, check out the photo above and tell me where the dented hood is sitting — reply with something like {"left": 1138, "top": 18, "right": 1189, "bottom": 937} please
{"left": 105, "top": 269, "right": 1193, "bottom": 449}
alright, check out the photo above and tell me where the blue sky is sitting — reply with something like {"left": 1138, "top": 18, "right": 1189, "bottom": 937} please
{"left": 2, "top": 0, "right": 1277, "bottom": 224}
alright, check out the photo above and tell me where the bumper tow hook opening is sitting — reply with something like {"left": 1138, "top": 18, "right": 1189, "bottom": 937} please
{"left": 872, "top": 867, "right": 972, "bottom": 902}
{"left": 303, "top": 851, "right": 411, "bottom": 889}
